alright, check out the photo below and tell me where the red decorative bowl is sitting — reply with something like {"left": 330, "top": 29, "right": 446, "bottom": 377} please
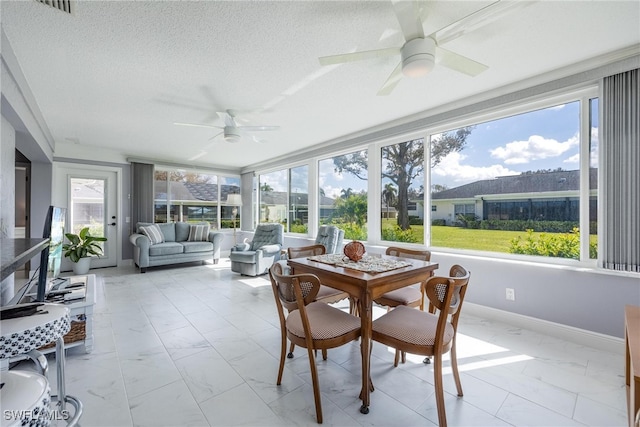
{"left": 344, "top": 241, "right": 365, "bottom": 262}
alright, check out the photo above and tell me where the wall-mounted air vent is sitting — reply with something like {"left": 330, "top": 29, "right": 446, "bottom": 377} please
{"left": 35, "top": 0, "right": 74, "bottom": 15}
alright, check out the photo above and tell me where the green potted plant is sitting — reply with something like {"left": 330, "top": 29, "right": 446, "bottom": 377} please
{"left": 63, "top": 227, "right": 107, "bottom": 274}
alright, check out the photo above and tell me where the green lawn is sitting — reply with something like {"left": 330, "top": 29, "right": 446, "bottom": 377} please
{"left": 381, "top": 220, "right": 597, "bottom": 254}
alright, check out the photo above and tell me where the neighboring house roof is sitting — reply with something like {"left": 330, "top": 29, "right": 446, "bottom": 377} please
{"left": 431, "top": 169, "right": 597, "bottom": 200}
{"left": 154, "top": 181, "right": 240, "bottom": 202}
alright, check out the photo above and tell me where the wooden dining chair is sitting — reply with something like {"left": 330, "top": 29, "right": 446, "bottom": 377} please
{"left": 287, "top": 244, "right": 353, "bottom": 359}
{"left": 371, "top": 265, "right": 470, "bottom": 427}
{"left": 288, "top": 244, "right": 354, "bottom": 314}
{"left": 374, "top": 246, "right": 432, "bottom": 365}
{"left": 269, "top": 264, "right": 361, "bottom": 424}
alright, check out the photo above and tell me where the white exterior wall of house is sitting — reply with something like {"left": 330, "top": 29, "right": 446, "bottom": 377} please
{"left": 432, "top": 198, "right": 483, "bottom": 224}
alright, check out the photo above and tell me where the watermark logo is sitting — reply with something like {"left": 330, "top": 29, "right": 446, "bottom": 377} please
{"left": 3, "top": 409, "right": 70, "bottom": 421}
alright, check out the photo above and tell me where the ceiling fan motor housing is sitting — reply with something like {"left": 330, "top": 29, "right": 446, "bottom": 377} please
{"left": 401, "top": 37, "right": 436, "bottom": 78}
{"left": 224, "top": 126, "right": 242, "bottom": 143}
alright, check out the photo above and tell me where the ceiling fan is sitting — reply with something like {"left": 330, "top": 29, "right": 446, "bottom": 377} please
{"left": 174, "top": 109, "right": 279, "bottom": 143}
{"left": 319, "top": 0, "right": 532, "bottom": 96}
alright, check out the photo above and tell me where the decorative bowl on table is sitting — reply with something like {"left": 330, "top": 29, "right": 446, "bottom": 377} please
{"left": 344, "top": 241, "right": 365, "bottom": 262}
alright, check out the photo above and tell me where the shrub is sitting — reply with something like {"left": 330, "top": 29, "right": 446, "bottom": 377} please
{"left": 381, "top": 226, "right": 419, "bottom": 243}
{"left": 509, "top": 227, "right": 596, "bottom": 259}
{"left": 290, "top": 223, "right": 308, "bottom": 233}
{"left": 431, "top": 219, "right": 446, "bottom": 226}
{"left": 408, "top": 216, "right": 423, "bottom": 225}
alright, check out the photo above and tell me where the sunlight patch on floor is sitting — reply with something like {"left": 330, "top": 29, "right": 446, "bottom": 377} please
{"left": 238, "top": 276, "right": 271, "bottom": 288}
{"left": 383, "top": 332, "right": 533, "bottom": 372}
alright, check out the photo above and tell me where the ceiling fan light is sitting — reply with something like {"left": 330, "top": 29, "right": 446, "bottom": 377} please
{"left": 401, "top": 38, "right": 436, "bottom": 78}
{"left": 402, "top": 57, "right": 434, "bottom": 77}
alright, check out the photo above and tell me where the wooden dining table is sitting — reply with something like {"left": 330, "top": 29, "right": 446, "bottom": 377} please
{"left": 287, "top": 254, "right": 439, "bottom": 414}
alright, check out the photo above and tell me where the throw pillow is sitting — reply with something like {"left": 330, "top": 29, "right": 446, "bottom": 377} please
{"left": 140, "top": 224, "right": 164, "bottom": 245}
{"left": 188, "top": 224, "right": 210, "bottom": 242}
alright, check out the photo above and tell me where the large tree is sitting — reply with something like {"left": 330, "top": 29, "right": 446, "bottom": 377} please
{"left": 334, "top": 127, "right": 473, "bottom": 230}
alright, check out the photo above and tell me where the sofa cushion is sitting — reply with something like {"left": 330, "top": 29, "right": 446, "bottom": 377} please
{"left": 188, "top": 224, "right": 210, "bottom": 241}
{"left": 182, "top": 241, "right": 214, "bottom": 253}
{"left": 149, "top": 242, "right": 184, "bottom": 256}
{"left": 140, "top": 224, "right": 165, "bottom": 245}
{"left": 175, "top": 222, "right": 190, "bottom": 242}
{"left": 158, "top": 223, "right": 176, "bottom": 242}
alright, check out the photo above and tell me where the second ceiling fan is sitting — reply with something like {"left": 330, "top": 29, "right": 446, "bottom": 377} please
{"left": 175, "top": 109, "right": 279, "bottom": 143}
{"left": 319, "top": 0, "right": 532, "bottom": 95}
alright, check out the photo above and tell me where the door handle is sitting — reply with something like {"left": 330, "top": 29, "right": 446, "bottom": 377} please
{"left": 109, "top": 222, "right": 116, "bottom": 226}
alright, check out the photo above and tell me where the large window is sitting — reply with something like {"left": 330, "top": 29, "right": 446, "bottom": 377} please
{"left": 153, "top": 168, "right": 240, "bottom": 230}
{"left": 259, "top": 166, "right": 309, "bottom": 233}
{"left": 381, "top": 139, "right": 425, "bottom": 244}
{"left": 259, "top": 169, "right": 287, "bottom": 224}
{"left": 589, "top": 98, "right": 599, "bottom": 259}
{"left": 289, "top": 165, "right": 309, "bottom": 233}
{"left": 318, "top": 150, "right": 368, "bottom": 240}
{"left": 430, "top": 98, "right": 596, "bottom": 260}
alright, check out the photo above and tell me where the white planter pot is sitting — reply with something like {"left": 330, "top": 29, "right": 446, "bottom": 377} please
{"left": 72, "top": 257, "right": 91, "bottom": 275}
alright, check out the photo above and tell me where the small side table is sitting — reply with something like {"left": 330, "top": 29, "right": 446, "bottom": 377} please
{"left": 0, "top": 303, "right": 83, "bottom": 426}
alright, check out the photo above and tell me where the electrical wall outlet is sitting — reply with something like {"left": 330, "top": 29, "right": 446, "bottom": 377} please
{"left": 506, "top": 288, "right": 516, "bottom": 301}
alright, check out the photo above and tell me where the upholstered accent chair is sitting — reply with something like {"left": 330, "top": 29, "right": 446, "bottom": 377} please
{"left": 229, "top": 223, "right": 284, "bottom": 276}
{"left": 269, "top": 263, "right": 361, "bottom": 424}
{"left": 372, "top": 265, "right": 470, "bottom": 427}
{"left": 314, "top": 225, "right": 344, "bottom": 254}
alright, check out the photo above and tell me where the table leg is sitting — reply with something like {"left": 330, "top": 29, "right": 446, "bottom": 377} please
{"left": 359, "top": 292, "right": 373, "bottom": 414}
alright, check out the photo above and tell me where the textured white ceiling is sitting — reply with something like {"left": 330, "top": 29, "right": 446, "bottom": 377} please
{"left": 2, "top": 0, "right": 639, "bottom": 171}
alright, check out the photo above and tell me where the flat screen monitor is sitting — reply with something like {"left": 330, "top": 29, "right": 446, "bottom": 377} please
{"left": 36, "top": 206, "right": 66, "bottom": 301}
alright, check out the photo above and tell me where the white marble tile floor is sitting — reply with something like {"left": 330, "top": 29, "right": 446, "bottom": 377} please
{"left": 24, "top": 260, "right": 626, "bottom": 426}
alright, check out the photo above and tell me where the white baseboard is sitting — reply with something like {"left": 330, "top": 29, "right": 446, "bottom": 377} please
{"left": 463, "top": 302, "right": 624, "bottom": 355}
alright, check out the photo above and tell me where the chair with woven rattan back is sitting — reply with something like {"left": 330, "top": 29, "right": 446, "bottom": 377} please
{"left": 371, "top": 265, "right": 470, "bottom": 427}
{"left": 374, "top": 246, "right": 432, "bottom": 365}
{"left": 268, "top": 263, "right": 361, "bottom": 424}
{"left": 288, "top": 244, "right": 351, "bottom": 307}
{"left": 287, "top": 244, "right": 353, "bottom": 359}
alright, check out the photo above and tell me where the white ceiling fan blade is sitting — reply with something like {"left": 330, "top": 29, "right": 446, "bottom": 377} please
{"left": 208, "top": 131, "right": 224, "bottom": 141}
{"left": 377, "top": 62, "right": 404, "bottom": 96}
{"left": 431, "top": 0, "right": 536, "bottom": 46}
{"left": 391, "top": 0, "right": 424, "bottom": 42}
{"left": 188, "top": 151, "right": 207, "bottom": 161}
{"left": 319, "top": 47, "right": 400, "bottom": 66}
{"left": 238, "top": 125, "right": 280, "bottom": 132}
{"left": 436, "top": 46, "right": 488, "bottom": 77}
{"left": 251, "top": 135, "right": 268, "bottom": 144}
{"left": 174, "top": 122, "right": 222, "bottom": 129}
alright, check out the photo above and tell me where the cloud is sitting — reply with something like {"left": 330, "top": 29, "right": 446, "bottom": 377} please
{"left": 490, "top": 133, "right": 579, "bottom": 164}
{"left": 564, "top": 154, "right": 579, "bottom": 164}
{"left": 432, "top": 152, "right": 519, "bottom": 184}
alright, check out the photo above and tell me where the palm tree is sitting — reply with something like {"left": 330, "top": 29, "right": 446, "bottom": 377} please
{"left": 340, "top": 187, "right": 354, "bottom": 199}
{"left": 382, "top": 183, "right": 397, "bottom": 219}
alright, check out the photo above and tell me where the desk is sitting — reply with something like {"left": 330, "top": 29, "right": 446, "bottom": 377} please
{"left": 288, "top": 255, "right": 438, "bottom": 414}
{"left": 625, "top": 305, "right": 640, "bottom": 427}
{"left": 0, "top": 238, "right": 48, "bottom": 281}
{"left": 42, "top": 275, "right": 96, "bottom": 354}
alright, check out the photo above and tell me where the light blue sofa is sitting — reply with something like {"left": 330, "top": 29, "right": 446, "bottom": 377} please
{"left": 130, "top": 222, "right": 224, "bottom": 273}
